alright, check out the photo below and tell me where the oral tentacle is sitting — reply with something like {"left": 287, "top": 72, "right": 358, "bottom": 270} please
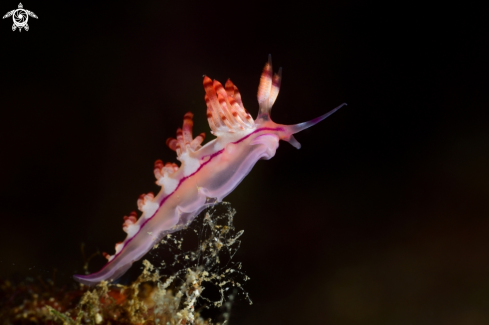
{"left": 285, "top": 103, "right": 347, "bottom": 135}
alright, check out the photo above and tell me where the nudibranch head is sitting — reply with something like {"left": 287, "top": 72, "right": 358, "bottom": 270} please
{"left": 73, "top": 56, "right": 345, "bottom": 286}
{"left": 202, "top": 54, "right": 347, "bottom": 150}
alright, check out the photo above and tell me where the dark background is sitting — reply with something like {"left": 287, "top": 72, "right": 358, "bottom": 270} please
{"left": 1, "top": 1, "right": 488, "bottom": 324}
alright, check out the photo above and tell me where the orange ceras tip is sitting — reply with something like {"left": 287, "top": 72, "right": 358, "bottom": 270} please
{"left": 203, "top": 76, "right": 213, "bottom": 87}
{"left": 166, "top": 137, "right": 178, "bottom": 151}
{"left": 154, "top": 159, "right": 164, "bottom": 169}
{"left": 225, "top": 79, "right": 235, "bottom": 97}
{"left": 213, "top": 79, "right": 224, "bottom": 92}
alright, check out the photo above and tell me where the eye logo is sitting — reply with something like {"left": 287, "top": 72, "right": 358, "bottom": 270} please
{"left": 3, "top": 3, "right": 37, "bottom": 32}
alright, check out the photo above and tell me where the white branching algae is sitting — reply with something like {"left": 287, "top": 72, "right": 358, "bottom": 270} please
{"left": 46, "top": 202, "right": 250, "bottom": 325}
{"left": 155, "top": 201, "right": 252, "bottom": 310}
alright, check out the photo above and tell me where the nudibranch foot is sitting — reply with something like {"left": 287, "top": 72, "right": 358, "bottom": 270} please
{"left": 73, "top": 56, "right": 345, "bottom": 286}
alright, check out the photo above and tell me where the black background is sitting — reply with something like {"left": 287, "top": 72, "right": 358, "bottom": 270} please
{"left": 1, "top": 1, "right": 488, "bottom": 324}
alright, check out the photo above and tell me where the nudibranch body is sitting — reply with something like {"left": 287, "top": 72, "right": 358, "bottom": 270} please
{"left": 74, "top": 57, "right": 346, "bottom": 285}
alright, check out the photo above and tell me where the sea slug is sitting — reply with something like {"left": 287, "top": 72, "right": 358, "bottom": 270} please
{"left": 74, "top": 56, "right": 346, "bottom": 285}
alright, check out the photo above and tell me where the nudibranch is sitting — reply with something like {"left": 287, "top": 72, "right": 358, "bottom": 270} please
{"left": 74, "top": 57, "right": 346, "bottom": 285}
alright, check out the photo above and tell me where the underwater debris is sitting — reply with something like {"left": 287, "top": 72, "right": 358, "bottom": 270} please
{"left": 0, "top": 202, "right": 249, "bottom": 324}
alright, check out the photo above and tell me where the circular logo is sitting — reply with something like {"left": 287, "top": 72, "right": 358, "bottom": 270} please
{"left": 13, "top": 9, "right": 28, "bottom": 27}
